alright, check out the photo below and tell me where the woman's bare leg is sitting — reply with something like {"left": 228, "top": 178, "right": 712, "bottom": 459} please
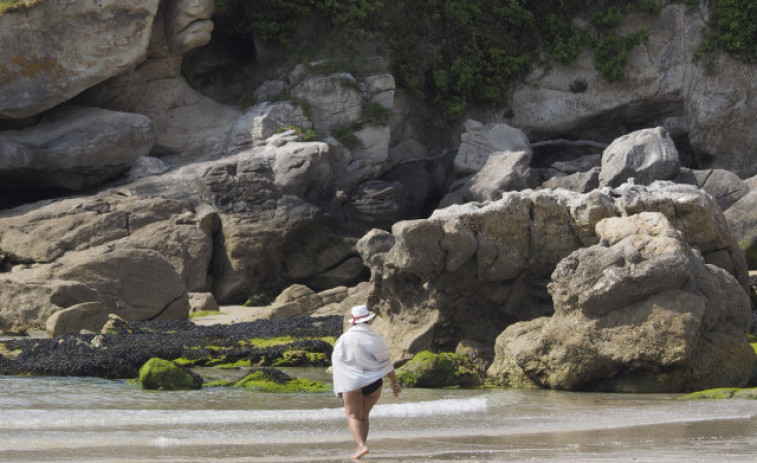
{"left": 360, "top": 387, "right": 382, "bottom": 444}
{"left": 343, "top": 390, "right": 369, "bottom": 460}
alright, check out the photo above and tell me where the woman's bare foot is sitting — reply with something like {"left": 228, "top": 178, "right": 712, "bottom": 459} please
{"left": 351, "top": 445, "right": 369, "bottom": 461}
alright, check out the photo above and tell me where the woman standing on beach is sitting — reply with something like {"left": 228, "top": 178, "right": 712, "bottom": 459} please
{"left": 332, "top": 304, "right": 402, "bottom": 461}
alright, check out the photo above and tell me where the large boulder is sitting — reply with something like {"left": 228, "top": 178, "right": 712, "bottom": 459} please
{"left": 453, "top": 120, "right": 531, "bottom": 175}
{"left": 0, "top": 194, "right": 209, "bottom": 333}
{"left": 46, "top": 301, "right": 111, "bottom": 337}
{"left": 725, "top": 190, "right": 757, "bottom": 269}
{"left": 686, "top": 51, "right": 757, "bottom": 177}
{"left": 441, "top": 151, "right": 540, "bottom": 206}
{"left": 598, "top": 127, "right": 680, "bottom": 188}
{"left": 360, "top": 182, "right": 748, "bottom": 362}
{"left": 194, "top": 145, "right": 357, "bottom": 301}
{"left": 291, "top": 72, "right": 363, "bottom": 134}
{"left": 0, "top": 106, "right": 154, "bottom": 191}
{"left": 0, "top": 0, "right": 161, "bottom": 119}
{"left": 487, "top": 212, "right": 755, "bottom": 392}
{"left": 76, "top": 0, "right": 239, "bottom": 162}
{"left": 674, "top": 168, "right": 750, "bottom": 211}
{"left": 541, "top": 167, "right": 600, "bottom": 193}
{"left": 253, "top": 284, "right": 349, "bottom": 320}
{"left": 396, "top": 350, "right": 484, "bottom": 388}
{"left": 227, "top": 102, "right": 312, "bottom": 153}
{"left": 0, "top": 246, "right": 190, "bottom": 334}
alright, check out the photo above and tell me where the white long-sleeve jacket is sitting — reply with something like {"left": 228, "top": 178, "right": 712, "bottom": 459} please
{"left": 331, "top": 323, "right": 394, "bottom": 395}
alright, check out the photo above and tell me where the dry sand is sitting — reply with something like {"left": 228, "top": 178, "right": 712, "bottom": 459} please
{"left": 191, "top": 305, "right": 267, "bottom": 326}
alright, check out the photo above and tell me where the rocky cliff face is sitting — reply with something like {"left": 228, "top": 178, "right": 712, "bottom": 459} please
{"left": 504, "top": 4, "right": 757, "bottom": 178}
{"left": 0, "top": 1, "right": 755, "bottom": 391}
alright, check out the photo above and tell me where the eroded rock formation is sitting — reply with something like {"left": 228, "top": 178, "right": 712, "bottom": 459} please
{"left": 487, "top": 212, "right": 755, "bottom": 392}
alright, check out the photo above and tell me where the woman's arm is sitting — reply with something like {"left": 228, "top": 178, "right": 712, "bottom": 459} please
{"left": 386, "top": 369, "right": 401, "bottom": 397}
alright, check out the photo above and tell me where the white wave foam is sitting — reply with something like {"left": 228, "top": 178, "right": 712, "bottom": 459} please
{"left": 0, "top": 397, "right": 488, "bottom": 430}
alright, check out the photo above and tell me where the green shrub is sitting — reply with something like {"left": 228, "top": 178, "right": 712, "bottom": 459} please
{"left": 593, "top": 29, "right": 649, "bottom": 82}
{"left": 360, "top": 101, "right": 392, "bottom": 125}
{"left": 0, "top": 0, "right": 37, "bottom": 15}
{"left": 331, "top": 125, "right": 362, "bottom": 148}
{"left": 214, "top": 1, "right": 745, "bottom": 118}
{"left": 694, "top": 0, "right": 757, "bottom": 70}
{"left": 275, "top": 125, "right": 318, "bottom": 141}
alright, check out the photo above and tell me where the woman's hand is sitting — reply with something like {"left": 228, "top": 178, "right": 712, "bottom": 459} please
{"left": 391, "top": 382, "right": 401, "bottom": 397}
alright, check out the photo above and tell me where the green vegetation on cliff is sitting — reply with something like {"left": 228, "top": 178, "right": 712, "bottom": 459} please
{"left": 0, "top": 0, "right": 40, "bottom": 15}
{"left": 214, "top": 0, "right": 756, "bottom": 118}
{"left": 692, "top": 0, "right": 757, "bottom": 69}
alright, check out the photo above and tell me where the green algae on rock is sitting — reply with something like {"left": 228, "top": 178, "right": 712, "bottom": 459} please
{"left": 678, "top": 388, "right": 757, "bottom": 400}
{"left": 138, "top": 358, "right": 202, "bottom": 391}
{"left": 203, "top": 367, "right": 328, "bottom": 393}
{"left": 397, "top": 350, "right": 484, "bottom": 388}
{"left": 272, "top": 348, "right": 329, "bottom": 367}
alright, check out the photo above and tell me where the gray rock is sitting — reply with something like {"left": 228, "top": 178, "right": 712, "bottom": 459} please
{"left": 46, "top": 301, "right": 111, "bottom": 338}
{"left": 291, "top": 72, "right": 362, "bottom": 133}
{"left": 504, "top": 4, "right": 757, "bottom": 177}
{"left": 388, "top": 138, "right": 429, "bottom": 165}
{"left": 164, "top": 0, "right": 215, "bottom": 56}
{"left": 725, "top": 190, "right": 757, "bottom": 269}
{"left": 51, "top": 247, "right": 190, "bottom": 322}
{"left": 549, "top": 153, "right": 602, "bottom": 175}
{"left": 487, "top": 212, "right": 754, "bottom": 392}
{"left": 0, "top": 0, "right": 160, "bottom": 118}
{"left": 345, "top": 180, "right": 406, "bottom": 228}
{"left": 364, "top": 183, "right": 747, "bottom": 364}
{"left": 672, "top": 168, "right": 749, "bottom": 211}
{"left": 599, "top": 127, "right": 680, "bottom": 188}
{"left": 188, "top": 292, "right": 219, "bottom": 314}
{"left": 454, "top": 120, "right": 531, "bottom": 175}
{"left": 334, "top": 125, "right": 392, "bottom": 188}
{"left": 0, "top": 106, "right": 154, "bottom": 191}
{"left": 128, "top": 156, "right": 170, "bottom": 181}
{"left": 227, "top": 101, "right": 312, "bottom": 153}
{"left": 252, "top": 79, "right": 287, "bottom": 104}
{"left": 76, "top": 2, "right": 239, "bottom": 162}
{"left": 687, "top": 52, "right": 757, "bottom": 177}
{"left": 0, "top": 246, "right": 190, "bottom": 334}
{"left": 441, "top": 151, "right": 540, "bottom": 206}
{"left": 101, "top": 313, "right": 132, "bottom": 335}
{"left": 0, "top": 194, "right": 211, "bottom": 332}
{"left": 541, "top": 167, "right": 600, "bottom": 193}
{"left": 256, "top": 284, "right": 350, "bottom": 320}
{"left": 362, "top": 73, "right": 395, "bottom": 109}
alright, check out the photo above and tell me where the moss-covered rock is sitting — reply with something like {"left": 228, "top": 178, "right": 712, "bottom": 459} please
{"left": 230, "top": 367, "right": 329, "bottom": 393}
{"left": 397, "top": 351, "right": 484, "bottom": 388}
{"left": 204, "top": 378, "right": 237, "bottom": 387}
{"left": 678, "top": 387, "right": 757, "bottom": 400}
{"left": 138, "top": 358, "right": 203, "bottom": 390}
{"left": 272, "top": 348, "right": 329, "bottom": 367}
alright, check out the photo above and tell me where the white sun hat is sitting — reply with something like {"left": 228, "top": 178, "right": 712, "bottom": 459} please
{"left": 350, "top": 304, "right": 376, "bottom": 324}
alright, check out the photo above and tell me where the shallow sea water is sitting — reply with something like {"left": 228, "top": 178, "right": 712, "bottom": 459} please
{"left": 2, "top": 368, "right": 757, "bottom": 463}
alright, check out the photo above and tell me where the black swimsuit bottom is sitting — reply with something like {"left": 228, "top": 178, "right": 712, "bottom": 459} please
{"left": 361, "top": 378, "right": 383, "bottom": 395}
